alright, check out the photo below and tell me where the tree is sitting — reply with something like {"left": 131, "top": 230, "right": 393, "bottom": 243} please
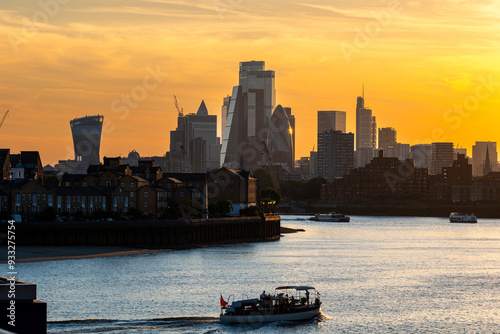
{"left": 261, "top": 187, "right": 282, "bottom": 205}
{"left": 260, "top": 187, "right": 282, "bottom": 213}
{"left": 209, "top": 199, "right": 233, "bottom": 217}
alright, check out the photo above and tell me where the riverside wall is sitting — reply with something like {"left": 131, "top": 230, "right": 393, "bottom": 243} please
{"left": 12, "top": 216, "right": 281, "bottom": 248}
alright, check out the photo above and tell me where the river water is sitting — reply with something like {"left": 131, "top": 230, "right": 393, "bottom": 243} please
{"left": 17, "top": 215, "right": 500, "bottom": 333}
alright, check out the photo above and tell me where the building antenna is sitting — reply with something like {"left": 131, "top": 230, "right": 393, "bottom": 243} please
{"left": 362, "top": 84, "right": 364, "bottom": 99}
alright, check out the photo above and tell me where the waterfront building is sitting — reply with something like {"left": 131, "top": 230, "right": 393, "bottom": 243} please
{"left": 9, "top": 151, "right": 44, "bottom": 183}
{"left": 321, "top": 150, "right": 428, "bottom": 203}
{"left": 318, "top": 130, "right": 354, "bottom": 181}
{"left": 206, "top": 167, "right": 258, "bottom": 216}
{"left": 431, "top": 142, "right": 454, "bottom": 175}
{"left": 318, "top": 110, "right": 346, "bottom": 134}
{"left": 472, "top": 141, "right": 497, "bottom": 177}
{"left": 378, "top": 127, "right": 397, "bottom": 149}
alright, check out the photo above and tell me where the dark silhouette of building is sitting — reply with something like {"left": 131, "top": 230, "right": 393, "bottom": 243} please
{"left": 318, "top": 130, "right": 354, "bottom": 181}
{"left": 70, "top": 115, "right": 104, "bottom": 172}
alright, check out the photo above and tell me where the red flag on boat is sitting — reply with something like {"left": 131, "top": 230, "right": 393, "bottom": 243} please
{"left": 220, "top": 295, "right": 228, "bottom": 308}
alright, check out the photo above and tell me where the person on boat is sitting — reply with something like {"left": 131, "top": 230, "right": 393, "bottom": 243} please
{"left": 305, "top": 290, "right": 310, "bottom": 304}
{"left": 261, "top": 290, "right": 266, "bottom": 299}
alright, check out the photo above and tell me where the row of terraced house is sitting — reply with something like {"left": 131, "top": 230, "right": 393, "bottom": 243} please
{"left": 0, "top": 151, "right": 258, "bottom": 220}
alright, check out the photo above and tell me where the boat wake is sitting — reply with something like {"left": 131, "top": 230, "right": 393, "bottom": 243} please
{"left": 48, "top": 316, "right": 220, "bottom": 333}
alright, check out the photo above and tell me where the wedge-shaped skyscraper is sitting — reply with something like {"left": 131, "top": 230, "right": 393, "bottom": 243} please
{"left": 70, "top": 115, "right": 104, "bottom": 170}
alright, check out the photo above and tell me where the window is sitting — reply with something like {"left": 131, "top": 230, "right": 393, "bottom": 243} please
{"left": 22, "top": 194, "right": 25, "bottom": 201}
{"left": 144, "top": 201, "right": 148, "bottom": 208}
{"left": 230, "top": 180, "right": 234, "bottom": 185}
{"left": 83, "top": 182, "right": 87, "bottom": 187}
{"left": 28, "top": 194, "right": 32, "bottom": 200}
{"left": 144, "top": 191, "right": 148, "bottom": 198}
{"left": 168, "top": 192, "right": 171, "bottom": 198}
{"left": 180, "top": 192, "right": 184, "bottom": 198}
{"left": 121, "top": 183, "right": 125, "bottom": 188}
{"left": 167, "top": 184, "right": 171, "bottom": 189}
{"left": 130, "top": 192, "right": 134, "bottom": 198}
{"left": 130, "top": 182, "right": 134, "bottom": 188}
{"left": 106, "top": 181, "right": 112, "bottom": 186}
{"left": 43, "top": 194, "right": 46, "bottom": 201}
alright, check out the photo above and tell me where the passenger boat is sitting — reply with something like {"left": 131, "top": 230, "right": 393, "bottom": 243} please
{"left": 220, "top": 286, "right": 321, "bottom": 324}
{"left": 310, "top": 212, "right": 350, "bottom": 222}
{"left": 449, "top": 212, "right": 477, "bottom": 223}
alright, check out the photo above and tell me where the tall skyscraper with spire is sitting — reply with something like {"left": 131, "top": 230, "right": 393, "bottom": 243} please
{"left": 355, "top": 86, "right": 377, "bottom": 167}
{"left": 356, "top": 86, "right": 376, "bottom": 150}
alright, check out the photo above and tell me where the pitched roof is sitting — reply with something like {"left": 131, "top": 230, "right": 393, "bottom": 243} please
{"left": 0, "top": 149, "right": 9, "bottom": 167}
{"left": 62, "top": 173, "right": 88, "bottom": 183}
{"left": 162, "top": 172, "right": 207, "bottom": 182}
{"left": 196, "top": 100, "right": 208, "bottom": 115}
{"left": 0, "top": 179, "right": 34, "bottom": 190}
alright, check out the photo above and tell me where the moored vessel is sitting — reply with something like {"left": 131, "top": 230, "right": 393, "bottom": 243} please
{"left": 449, "top": 212, "right": 477, "bottom": 223}
{"left": 220, "top": 286, "right": 321, "bottom": 324}
{"left": 310, "top": 212, "right": 350, "bottom": 222}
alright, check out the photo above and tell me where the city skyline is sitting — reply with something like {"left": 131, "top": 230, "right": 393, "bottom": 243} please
{"left": 1, "top": 1, "right": 500, "bottom": 165}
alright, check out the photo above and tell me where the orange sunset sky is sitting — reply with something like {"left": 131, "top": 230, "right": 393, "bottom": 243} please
{"left": 1, "top": 0, "right": 500, "bottom": 166}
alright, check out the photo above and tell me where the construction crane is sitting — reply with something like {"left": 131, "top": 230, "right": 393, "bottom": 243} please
{"left": 173, "top": 95, "right": 183, "bottom": 117}
{"left": 262, "top": 141, "right": 280, "bottom": 191}
{"left": 180, "top": 144, "right": 193, "bottom": 173}
{"left": 0, "top": 110, "right": 9, "bottom": 130}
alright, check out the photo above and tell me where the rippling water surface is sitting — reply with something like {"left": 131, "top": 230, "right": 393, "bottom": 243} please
{"left": 17, "top": 216, "right": 500, "bottom": 333}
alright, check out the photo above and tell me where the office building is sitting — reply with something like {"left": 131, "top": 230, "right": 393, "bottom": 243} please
{"left": 170, "top": 101, "right": 220, "bottom": 172}
{"left": 310, "top": 151, "right": 318, "bottom": 177}
{"left": 431, "top": 142, "right": 454, "bottom": 175}
{"left": 69, "top": 115, "right": 104, "bottom": 172}
{"left": 284, "top": 107, "right": 295, "bottom": 167}
{"left": 318, "top": 130, "right": 354, "bottom": 181}
{"left": 472, "top": 141, "right": 497, "bottom": 177}
{"left": 355, "top": 89, "right": 377, "bottom": 167}
{"left": 318, "top": 110, "right": 346, "bottom": 134}
{"left": 378, "top": 127, "right": 397, "bottom": 149}
{"left": 267, "top": 105, "right": 294, "bottom": 170}
{"left": 221, "top": 61, "right": 276, "bottom": 170}
{"left": 411, "top": 144, "right": 432, "bottom": 169}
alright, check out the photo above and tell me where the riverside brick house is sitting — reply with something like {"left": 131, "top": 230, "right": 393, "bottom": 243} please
{"left": 0, "top": 153, "right": 259, "bottom": 220}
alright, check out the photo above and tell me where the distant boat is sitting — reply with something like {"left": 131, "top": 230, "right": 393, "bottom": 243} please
{"left": 220, "top": 286, "right": 321, "bottom": 324}
{"left": 310, "top": 212, "right": 350, "bottom": 222}
{"left": 449, "top": 212, "right": 477, "bottom": 223}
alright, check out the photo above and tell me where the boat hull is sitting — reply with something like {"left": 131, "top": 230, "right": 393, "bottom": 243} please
{"left": 450, "top": 218, "right": 477, "bottom": 223}
{"left": 220, "top": 307, "right": 321, "bottom": 324}
{"left": 310, "top": 217, "right": 350, "bottom": 222}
